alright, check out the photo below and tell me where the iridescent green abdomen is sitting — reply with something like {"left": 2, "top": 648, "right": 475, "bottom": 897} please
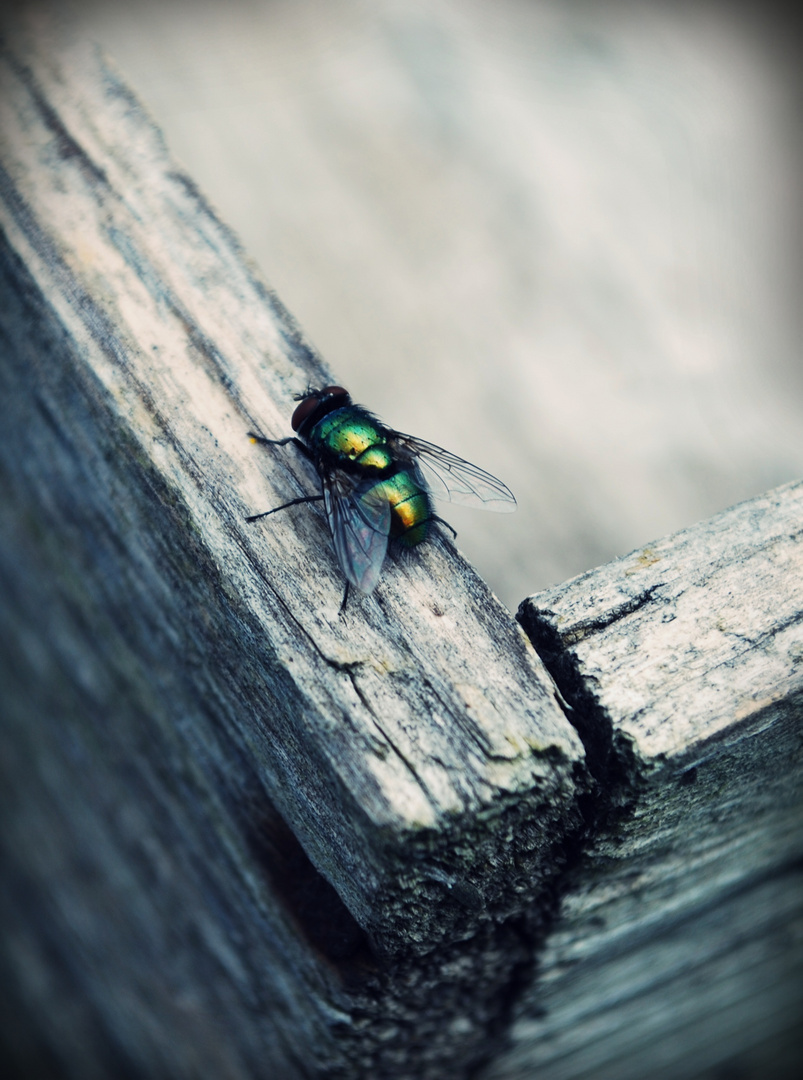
{"left": 379, "top": 468, "right": 431, "bottom": 546}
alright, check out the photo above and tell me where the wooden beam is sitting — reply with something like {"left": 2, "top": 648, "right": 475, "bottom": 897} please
{"left": 3, "top": 15, "right": 801, "bottom": 1080}
{"left": 496, "top": 481, "right": 803, "bottom": 1079}
{"left": 0, "top": 25, "right": 584, "bottom": 1079}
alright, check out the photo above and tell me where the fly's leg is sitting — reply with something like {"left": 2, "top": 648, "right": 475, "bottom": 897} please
{"left": 432, "top": 515, "right": 458, "bottom": 540}
{"left": 246, "top": 494, "right": 324, "bottom": 523}
{"left": 247, "top": 432, "right": 313, "bottom": 460}
{"left": 246, "top": 431, "right": 322, "bottom": 521}
{"left": 339, "top": 581, "right": 351, "bottom": 618}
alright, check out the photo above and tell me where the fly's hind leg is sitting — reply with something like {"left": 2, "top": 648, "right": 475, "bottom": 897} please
{"left": 432, "top": 516, "right": 458, "bottom": 540}
{"left": 338, "top": 581, "right": 351, "bottom": 617}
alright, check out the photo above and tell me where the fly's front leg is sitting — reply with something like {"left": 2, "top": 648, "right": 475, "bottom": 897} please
{"left": 246, "top": 430, "right": 319, "bottom": 522}
{"left": 247, "top": 432, "right": 312, "bottom": 461}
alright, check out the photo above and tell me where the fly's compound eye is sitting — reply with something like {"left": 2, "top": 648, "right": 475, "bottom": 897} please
{"left": 291, "top": 395, "right": 321, "bottom": 431}
{"left": 291, "top": 385, "right": 349, "bottom": 431}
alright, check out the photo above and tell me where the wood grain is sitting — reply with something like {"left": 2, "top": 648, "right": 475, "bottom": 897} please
{"left": 0, "top": 26, "right": 584, "bottom": 1079}
{"left": 3, "top": 15, "right": 801, "bottom": 1080}
{"left": 489, "top": 482, "right": 803, "bottom": 1079}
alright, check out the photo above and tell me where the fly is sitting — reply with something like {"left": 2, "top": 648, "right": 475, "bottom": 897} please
{"left": 246, "top": 385, "right": 516, "bottom": 611}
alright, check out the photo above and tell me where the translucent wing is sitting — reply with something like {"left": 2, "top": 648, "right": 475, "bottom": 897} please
{"left": 323, "top": 472, "right": 391, "bottom": 593}
{"left": 390, "top": 433, "right": 517, "bottom": 512}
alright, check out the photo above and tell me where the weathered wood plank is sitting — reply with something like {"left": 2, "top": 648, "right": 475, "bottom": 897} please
{"left": 485, "top": 865, "right": 803, "bottom": 1080}
{"left": 0, "top": 26, "right": 585, "bottom": 1080}
{"left": 0, "top": 30, "right": 584, "bottom": 950}
{"left": 486, "top": 482, "right": 803, "bottom": 1078}
{"left": 6, "top": 16, "right": 801, "bottom": 1080}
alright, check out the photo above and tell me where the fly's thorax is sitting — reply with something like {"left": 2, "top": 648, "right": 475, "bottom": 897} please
{"left": 313, "top": 407, "right": 387, "bottom": 464}
{"left": 379, "top": 467, "right": 432, "bottom": 546}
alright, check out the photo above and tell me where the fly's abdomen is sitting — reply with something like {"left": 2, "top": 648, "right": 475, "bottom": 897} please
{"left": 380, "top": 468, "right": 432, "bottom": 547}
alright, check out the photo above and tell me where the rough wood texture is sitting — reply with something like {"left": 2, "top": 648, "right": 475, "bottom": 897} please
{"left": 489, "top": 481, "right": 803, "bottom": 1079}
{"left": 0, "top": 27, "right": 585, "bottom": 1080}
{"left": 3, "top": 18, "right": 802, "bottom": 1080}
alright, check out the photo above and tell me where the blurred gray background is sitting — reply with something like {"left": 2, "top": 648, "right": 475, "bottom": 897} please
{"left": 61, "top": 0, "right": 802, "bottom": 611}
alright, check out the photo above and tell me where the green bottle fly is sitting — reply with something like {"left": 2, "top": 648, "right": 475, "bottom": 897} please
{"left": 246, "top": 386, "right": 515, "bottom": 609}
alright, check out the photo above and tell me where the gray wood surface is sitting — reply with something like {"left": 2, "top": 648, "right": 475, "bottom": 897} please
{"left": 2, "top": 9, "right": 802, "bottom": 1080}
{"left": 487, "top": 481, "right": 803, "bottom": 1079}
{"left": 0, "top": 24, "right": 585, "bottom": 1080}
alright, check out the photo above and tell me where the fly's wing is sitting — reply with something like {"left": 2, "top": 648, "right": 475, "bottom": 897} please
{"left": 323, "top": 472, "right": 391, "bottom": 593}
{"left": 390, "top": 433, "right": 517, "bottom": 512}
